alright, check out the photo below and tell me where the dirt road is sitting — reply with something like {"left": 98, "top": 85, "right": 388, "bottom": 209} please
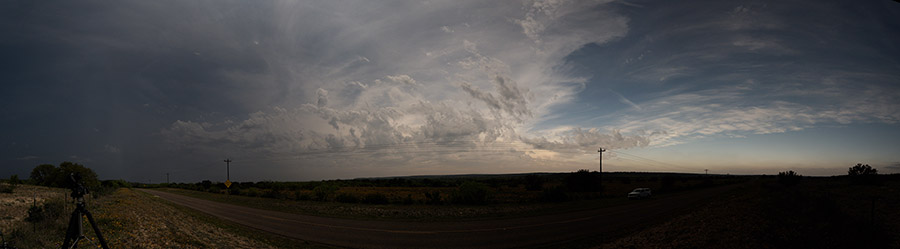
{"left": 139, "top": 185, "right": 738, "bottom": 249}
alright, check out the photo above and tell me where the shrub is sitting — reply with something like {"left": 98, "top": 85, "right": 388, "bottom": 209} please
{"left": 362, "top": 193, "right": 389, "bottom": 204}
{"left": 0, "top": 183, "right": 14, "bottom": 193}
{"left": 451, "top": 182, "right": 489, "bottom": 205}
{"left": 25, "top": 200, "right": 65, "bottom": 223}
{"left": 313, "top": 184, "right": 338, "bottom": 201}
{"left": 424, "top": 191, "right": 442, "bottom": 205}
{"left": 9, "top": 174, "right": 21, "bottom": 185}
{"left": 295, "top": 191, "right": 312, "bottom": 201}
{"left": 565, "top": 169, "right": 601, "bottom": 192}
{"left": 777, "top": 170, "right": 802, "bottom": 186}
{"left": 335, "top": 193, "right": 359, "bottom": 203}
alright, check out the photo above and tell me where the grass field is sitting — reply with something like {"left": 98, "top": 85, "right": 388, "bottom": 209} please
{"left": 0, "top": 184, "right": 323, "bottom": 248}
{"left": 5, "top": 174, "right": 897, "bottom": 248}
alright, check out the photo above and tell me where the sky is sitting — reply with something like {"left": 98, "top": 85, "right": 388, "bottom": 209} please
{"left": 2, "top": 0, "right": 900, "bottom": 182}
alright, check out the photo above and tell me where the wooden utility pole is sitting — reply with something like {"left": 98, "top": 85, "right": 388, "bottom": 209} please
{"left": 224, "top": 159, "right": 232, "bottom": 181}
{"left": 598, "top": 148, "right": 606, "bottom": 186}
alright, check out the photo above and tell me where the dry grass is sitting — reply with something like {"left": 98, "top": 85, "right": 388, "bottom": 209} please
{"left": 92, "top": 188, "right": 279, "bottom": 248}
{"left": 0, "top": 184, "right": 67, "bottom": 234}
{"left": 2, "top": 185, "right": 299, "bottom": 248}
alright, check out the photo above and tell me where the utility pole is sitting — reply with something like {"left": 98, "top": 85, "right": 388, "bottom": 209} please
{"left": 224, "top": 159, "right": 232, "bottom": 181}
{"left": 705, "top": 169, "right": 708, "bottom": 175}
{"left": 598, "top": 148, "right": 606, "bottom": 187}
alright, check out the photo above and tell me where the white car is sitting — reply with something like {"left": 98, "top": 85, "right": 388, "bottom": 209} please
{"left": 628, "top": 188, "right": 652, "bottom": 199}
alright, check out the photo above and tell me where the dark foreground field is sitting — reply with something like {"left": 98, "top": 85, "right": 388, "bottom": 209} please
{"left": 144, "top": 175, "right": 900, "bottom": 248}
{"left": 3, "top": 174, "right": 898, "bottom": 248}
{"left": 602, "top": 176, "right": 900, "bottom": 249}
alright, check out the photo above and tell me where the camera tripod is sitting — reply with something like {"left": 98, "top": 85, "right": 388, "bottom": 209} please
{"left": 61, "top": 174, "right": 109, "bottom": 249}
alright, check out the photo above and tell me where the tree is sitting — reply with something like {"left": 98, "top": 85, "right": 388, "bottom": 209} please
{"left": 58, "top": 162, "right": 100, "bottom": 190}
{"left": 9, "top": 174, "right": 21, "bottom": 185}
{"left": 29, "top": 162, "right": 100, "bottom": 190}
{"left": 848, "top": 163, "right": 878, "bottom": 185}
{"left": 848, "top": 163, "right": 877, "bottom": 176}
{"left": 30, "top": 164, "right": 60, "bottom": 186}
{"left": 777, "top": 170, "right": 801, "bottom": 186}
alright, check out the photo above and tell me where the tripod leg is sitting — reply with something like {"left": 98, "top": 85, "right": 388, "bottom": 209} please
{"left": 62, "top": 209, "right": 82, "bottom": 248}
{"left": 82, "top": 209, "right": 110, "bottom": 249}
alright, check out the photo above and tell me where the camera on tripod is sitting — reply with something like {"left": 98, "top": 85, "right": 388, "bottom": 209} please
{"left": 69, "top": 173, "right": 88, "bottom": 199}
{"left": 62, "top": 172, "right": 109, "bottom": 249}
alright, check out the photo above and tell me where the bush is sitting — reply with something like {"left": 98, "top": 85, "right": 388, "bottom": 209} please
{"left": 777, "top": 170, "right": 802, "bottom": 186}
{"left": 25, "top": 200, "right": 65, "bottom": 223}
{"left": 9, "top": 174, "right": 21, "bottom": 185}
{"left": 314, "top": 184, "right": 338, "bottom": 201}
{"left": 451, "top": 182, "right": 489, "bottom": 205}
{"left": 362, "top": 193, "right": 389, "bottom": 204}
{"left": 295, "top": 191, "right": 312, "bottom": 201}
{"left": 335, "top": 193, "right": 359, "bottom": 203}
{"left": 424, "top": 191, "right": 442, "bottom": 205}
{"left": 565, "top": 169, "right": 601, "bottom": 192}
{"left": 402, "top": 194, "right": 414, "bottom": 205}
{"left": 245, "top": 188, "right": 261, "bottom": 197}
{"left": 0, "top": 183, "right": 14, "bottom": 193}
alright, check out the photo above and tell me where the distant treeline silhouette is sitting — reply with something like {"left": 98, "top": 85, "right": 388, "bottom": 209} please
{"left": 145, "top": 171, "right": 743, "bottom": 205}
{"left": 26, "top": 162, "right": 130, "bottom": 197}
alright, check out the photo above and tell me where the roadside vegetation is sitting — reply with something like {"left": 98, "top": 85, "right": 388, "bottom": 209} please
{"left": 144, "top": 171, "right": 745, "bottom": 221}
{"left": 145, "top": 171, "right": 744, "bottom": 205}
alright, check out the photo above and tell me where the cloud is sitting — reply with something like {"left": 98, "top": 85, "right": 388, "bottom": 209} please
{"left": 460, "top": 75, "right": 531, "bottom": 121}
{"left": 612, "top": 91, "right": 641, "bottom": 111}
{"left": 104, "top": 145, "right": 121, "bottom": 153}
{"left": 16, "top": 156, "right": 39, "bottom": 160}
{"left": 385, "top": 74, "right": 417, "bottom": 86}
{"left": 522, "top": 128, "right": 651, "bottom": 152}
{"left": 155, "top": 0, "right": 633, "bottom": 176}
{"left": 885, "top": 163, "right": 900, "bottom": 171}
{"left": 316, "top": 88, "right": 328, "bottom": 108}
